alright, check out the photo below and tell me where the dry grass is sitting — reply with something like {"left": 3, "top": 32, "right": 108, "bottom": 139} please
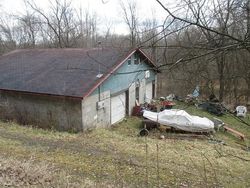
{"left": 0, "top": 156, "right": 51, "bottom": 187}
{"left": 0, "top": 156, "right": 91, "bottom": 187}
{"left": 0, "top": 107, "right": 250, "bottom": 187}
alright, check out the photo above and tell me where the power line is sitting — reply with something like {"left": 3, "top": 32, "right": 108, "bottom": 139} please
{"left": 86, "top": 49, "right": 111, "bottom": 70}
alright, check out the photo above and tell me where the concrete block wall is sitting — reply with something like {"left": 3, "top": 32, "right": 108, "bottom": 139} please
{"left": 81, "top": 91, "right": 111, "bottom": 130}
{"left": 0, "top": 91, "right": 82, "bottom": 132}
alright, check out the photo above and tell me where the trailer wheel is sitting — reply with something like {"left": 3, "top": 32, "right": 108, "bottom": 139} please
{"left": 139, "top": 128, "right": 149, "bottom": 136}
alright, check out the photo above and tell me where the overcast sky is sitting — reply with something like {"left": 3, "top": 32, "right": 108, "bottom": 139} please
{"left": 0, "top": 0, "right": 168, "bottom": 35}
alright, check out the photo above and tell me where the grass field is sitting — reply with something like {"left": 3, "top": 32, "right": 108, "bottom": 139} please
{"left": 0, "top": 103, "right": 250, "bottom": 187}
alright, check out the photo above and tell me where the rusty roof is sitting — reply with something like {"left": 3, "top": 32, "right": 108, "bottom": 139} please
{"left": 0, "top": 48, "right": 156, "bottom": 98}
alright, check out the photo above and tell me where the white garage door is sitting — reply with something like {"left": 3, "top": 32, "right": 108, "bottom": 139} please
{"left": 145, "top": 82, "right": 153, "bottom": 102}
{"left": 111, "top": 93, "right": 126, "bottom": 124}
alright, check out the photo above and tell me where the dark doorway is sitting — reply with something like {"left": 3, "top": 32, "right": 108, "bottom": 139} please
{"left": 152, "top": 80, "right": 155, "bottom": 99}
{"left": 125, "top": 90, "right": 129, "bottom": 115}
{"left": 135, "top": 86, "right": 139, "bottom": 101}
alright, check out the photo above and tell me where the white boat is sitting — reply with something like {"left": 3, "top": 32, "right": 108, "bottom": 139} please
{"left": 143, "top": 109, "right": 214, "bottom": 132}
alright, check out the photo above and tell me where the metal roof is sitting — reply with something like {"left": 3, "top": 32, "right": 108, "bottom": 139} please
{"left": 0, "top": 48, "right": 156, "bottom": 98}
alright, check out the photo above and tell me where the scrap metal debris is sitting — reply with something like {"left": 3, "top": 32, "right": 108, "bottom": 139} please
{"left": 198, "top": 102, "right": 225, "bottom": 116}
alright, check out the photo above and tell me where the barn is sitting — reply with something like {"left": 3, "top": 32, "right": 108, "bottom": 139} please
{"left": 0, "top": 48, "right": 158, "bottom": 131}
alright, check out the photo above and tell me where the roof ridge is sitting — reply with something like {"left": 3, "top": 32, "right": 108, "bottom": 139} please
{"left": 1, "top": 47, "right": 119, "bottom": 55}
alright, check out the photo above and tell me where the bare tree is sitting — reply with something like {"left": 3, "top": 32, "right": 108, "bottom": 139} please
{"left": 14, "top": 1, "right": 40, "bottom": 48}
{"left": 154, "top": 0, "right": 250, "bottom": 102}
{"left": 140, "top": 15, "right": 160, "bottom": 62}
{"left": 0, "top": 14, "right": 16, "bottom": 53}
{"left": 27, "top": 0, "right": 80, "bottom": 48}
{"left": 120, "top": 0, "right": 139, "bottom": 48}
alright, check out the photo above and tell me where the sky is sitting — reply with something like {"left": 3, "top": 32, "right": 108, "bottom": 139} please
{"left": 0, "top": 0, "right": 168, "bottom": 35}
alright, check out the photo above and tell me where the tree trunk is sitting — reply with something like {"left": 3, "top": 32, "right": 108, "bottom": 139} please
{"left": 217, "top": 53, "right": 225, "bottom": 102}
{"left": 247, "top": 78, "right": 250, "bottom": 104}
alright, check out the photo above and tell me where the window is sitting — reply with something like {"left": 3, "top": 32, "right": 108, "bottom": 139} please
{"left": 145, "top": 70, "right": 150, "bottom": 78}
{"left": 128, "top": 57, "right": 131, "bottom": 65}
{"left": 134, "top": 54, "right": 140, "bottom": 65}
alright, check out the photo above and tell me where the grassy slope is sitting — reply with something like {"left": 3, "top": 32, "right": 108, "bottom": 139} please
{"left": 0, "top": 104, "right": 250, "bottom": 187}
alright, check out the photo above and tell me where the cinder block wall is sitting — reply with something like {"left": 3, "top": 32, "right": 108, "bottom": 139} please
{"left": 0, "top": 91, "right": 82, "bottom": 132}
{"left": 81, "top": 91, "right": 111, "bottom": 130}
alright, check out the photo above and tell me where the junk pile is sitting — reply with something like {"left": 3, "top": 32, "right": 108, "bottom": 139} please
{"left": 160, "top": 99, "right": 175, "bottom": 111}
{"left": 135, "top": 90, "right": 248, "bottom": 141}
{"left": 195, "top": 92, "right": 226, "bottom": 116}
{"left": 185, "top": 86, "right": 200, "bottom": 104}
{"left": 132, "top": 101, "right": 157, "bottom": 117}
{"left": 198, "top": 102, "right": 226, "bottom": 116}
{"left": 132, "top": 96, "right": 176, "bottom": 117}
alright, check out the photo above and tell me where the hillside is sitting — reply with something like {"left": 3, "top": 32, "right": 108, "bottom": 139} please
{"left": 0, "top": 104, "right": 250, "bottom": 187}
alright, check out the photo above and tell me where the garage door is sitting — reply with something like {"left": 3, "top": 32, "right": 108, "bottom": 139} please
{"left": 145, "top": 82, "right": 153, "bottom": 102}
{"left": 111, "top": 93, "right": 126, "bottom": 124}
